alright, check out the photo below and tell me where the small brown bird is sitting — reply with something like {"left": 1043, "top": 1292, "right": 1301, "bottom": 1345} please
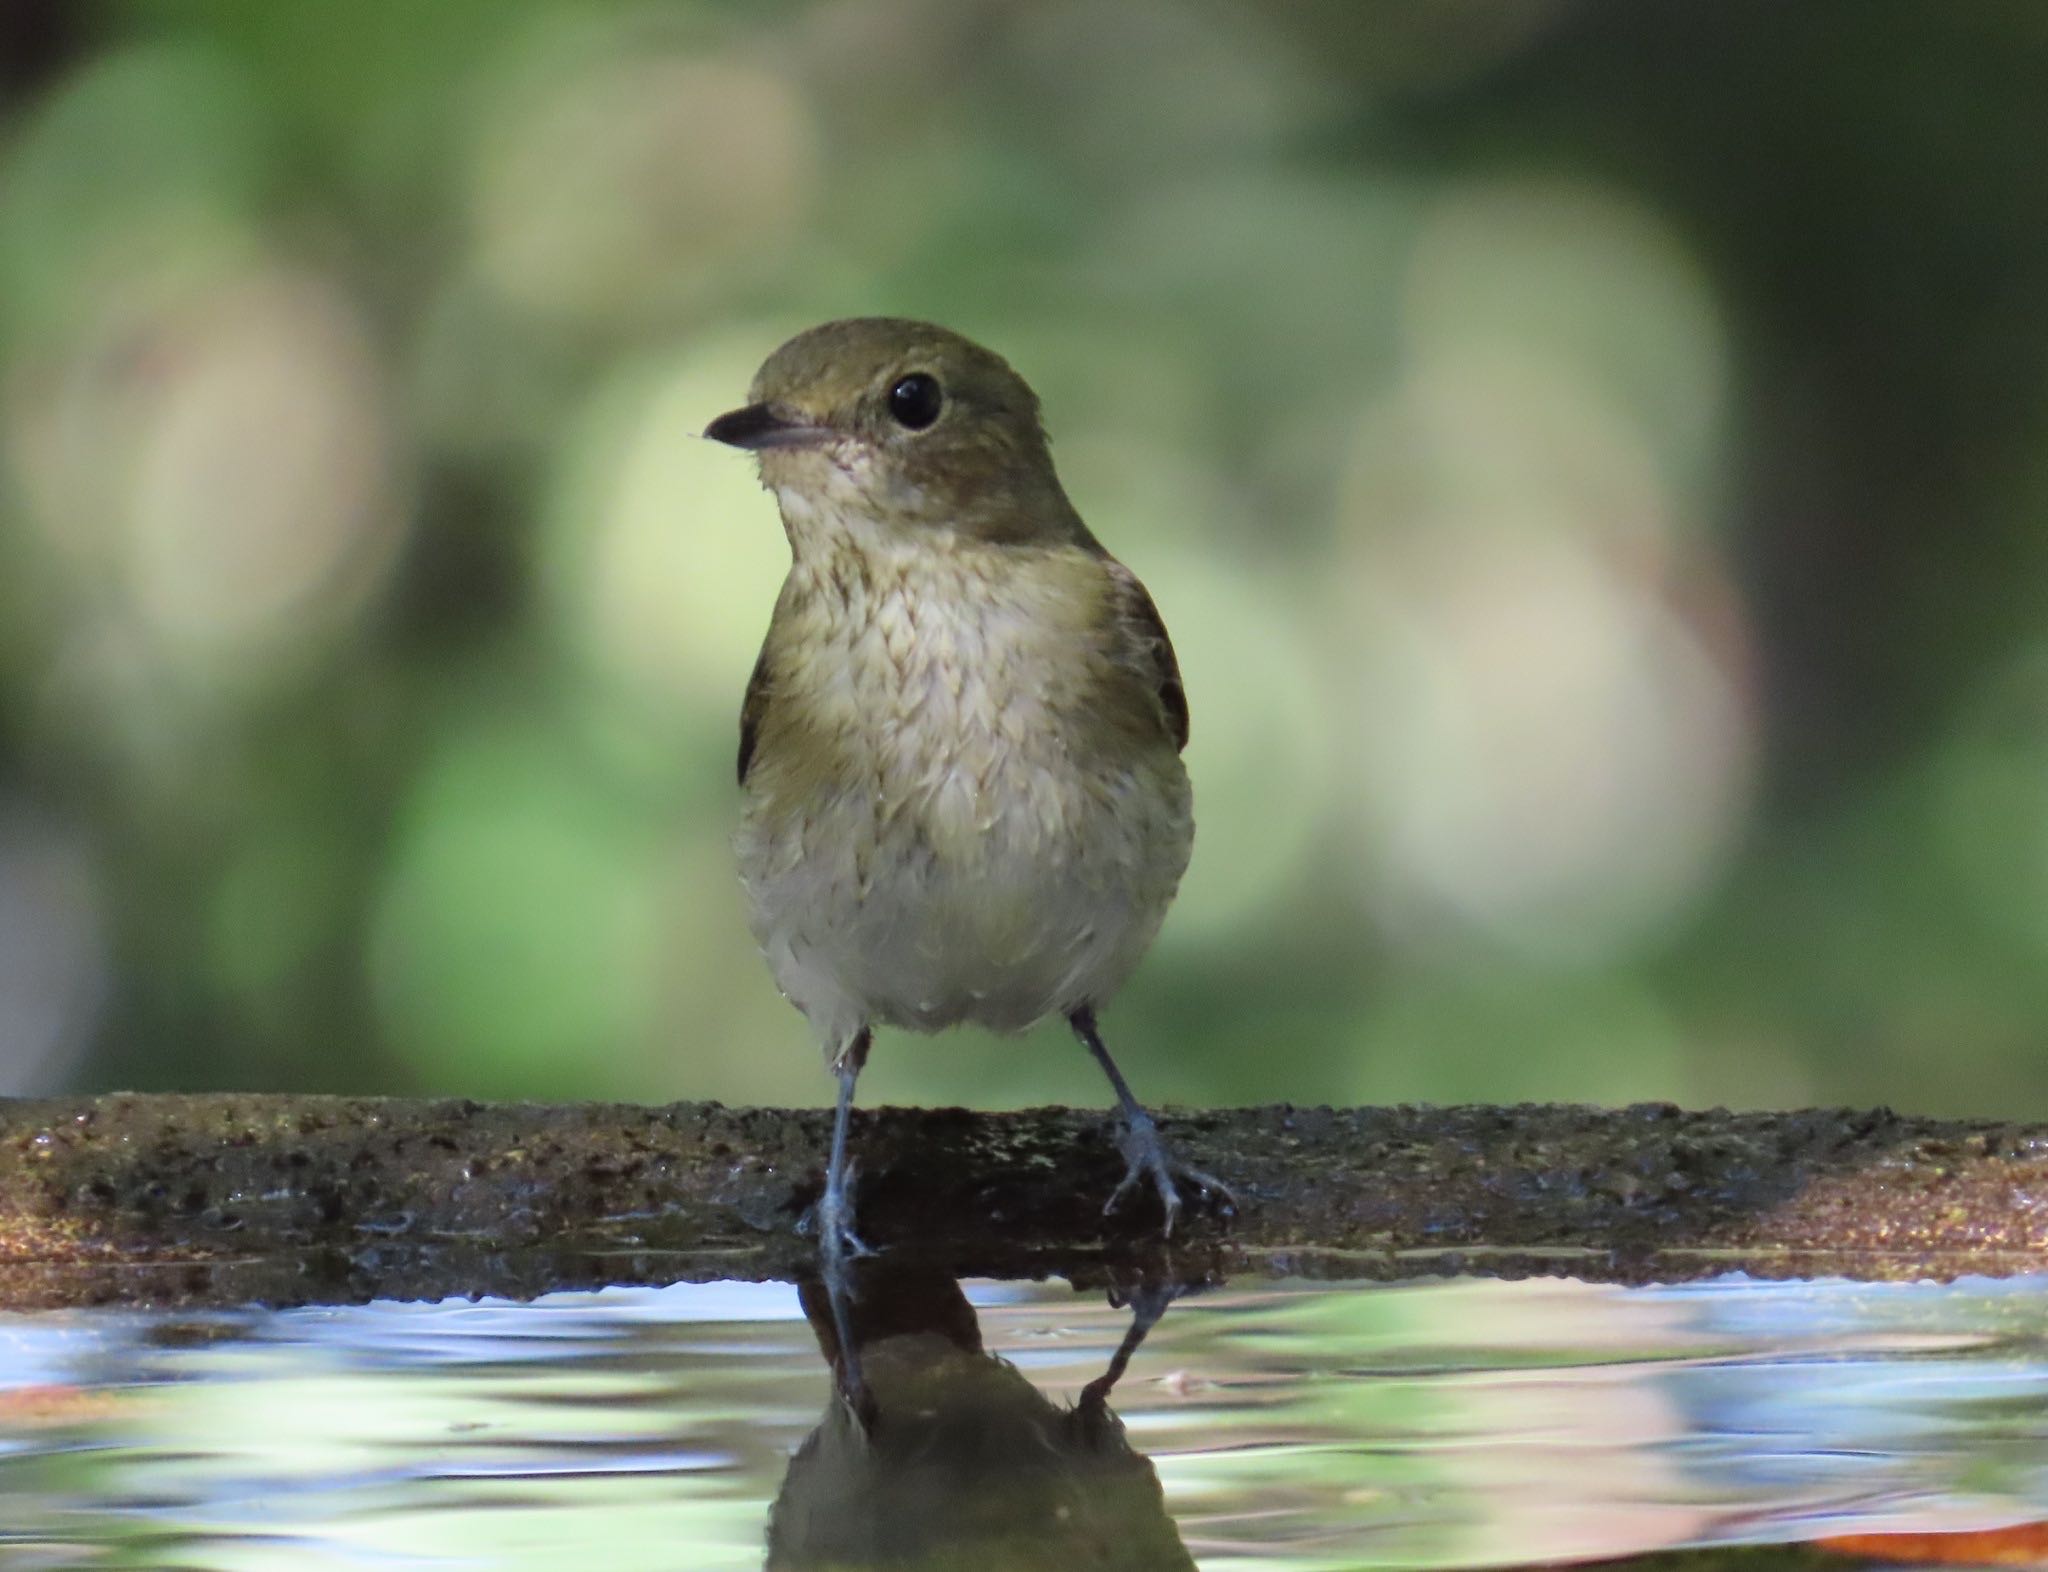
{"left": 705, "top": 318, "right": 1227, "bottom": 1269}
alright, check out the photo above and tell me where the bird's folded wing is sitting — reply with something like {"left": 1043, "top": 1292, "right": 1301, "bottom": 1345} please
{"left": 1106, "top": 559, "right": 1189, "bottom": 753}
{"left": 738, "top": 645, "right": 772, "bottom": 785}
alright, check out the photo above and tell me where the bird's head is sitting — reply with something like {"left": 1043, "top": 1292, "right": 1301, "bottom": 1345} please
{"left": 705, "top": 318, "right": 1086, "bottom": 548}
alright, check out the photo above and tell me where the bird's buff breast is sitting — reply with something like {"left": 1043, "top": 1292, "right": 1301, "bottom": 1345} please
{"left": 735, "top": 529, "right": 1192, "bottom": 1051}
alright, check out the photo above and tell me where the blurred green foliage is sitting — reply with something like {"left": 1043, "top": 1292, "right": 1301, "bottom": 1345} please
{"left": 2, "top": 0, "right": 2048, "bottom": 1116}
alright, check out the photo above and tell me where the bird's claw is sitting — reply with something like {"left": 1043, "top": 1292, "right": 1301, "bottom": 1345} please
{"left": 815, "top": 1160, "right": 875, "bottom": 1265}
{"left": 1104, "top": 1113, "right": 1236, "bottom": 1236}
{"left": 825, "top": 1221, "right": 875, "bottom": 1264}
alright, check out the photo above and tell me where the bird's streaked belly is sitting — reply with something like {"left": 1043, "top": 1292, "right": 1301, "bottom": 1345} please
{"left": 735, "top": 547, "right": 1191, "bottom": 1053}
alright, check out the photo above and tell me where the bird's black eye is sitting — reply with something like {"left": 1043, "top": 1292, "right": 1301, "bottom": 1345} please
{"left": 887, "top": 372, "right": 944, "bottom": 430}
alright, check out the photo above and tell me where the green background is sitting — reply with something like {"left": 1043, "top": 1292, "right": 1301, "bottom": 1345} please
{"left": 2, "top": 0, "right": 2046, "bottom": 1117}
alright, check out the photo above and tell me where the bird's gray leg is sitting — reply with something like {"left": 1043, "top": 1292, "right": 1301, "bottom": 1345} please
{"left": 1068, "top": 1006, "right": 1234, "bottom": 1235}
{"left": 813, "top": 1027, "right": 876, "bottom": 1413}
{"left": 818, "top": 1026, "right": 874, "bottom": 1272}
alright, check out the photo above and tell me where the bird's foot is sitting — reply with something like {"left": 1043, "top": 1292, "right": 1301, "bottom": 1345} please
{"left": 1104, "top": 1112, "right": 1236, "bottom": 1236}
{"left": 810, "top": 1160, "right": 875, "bottom": 1270}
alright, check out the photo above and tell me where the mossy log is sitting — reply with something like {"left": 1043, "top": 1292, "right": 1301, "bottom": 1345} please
{"left": 0, "top": 1095, "right": 2043, "bottom": 1309}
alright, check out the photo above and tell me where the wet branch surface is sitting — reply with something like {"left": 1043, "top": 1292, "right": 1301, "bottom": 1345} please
{"left": 0, "top": 1095, "right": 2043, "bottom": 1309}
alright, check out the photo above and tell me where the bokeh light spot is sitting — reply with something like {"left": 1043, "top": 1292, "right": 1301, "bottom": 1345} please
{"left": 123, "top": 269, "right": 406, "bottom": 664}
{"left": 0, "top": 40, "right": 266, "bottom": 341}
{"left": 369, "top": 716, "right": 665, "bottom": 1095}
{"left": 1327, "top": 184, "right": 1754, "bottom": 966}
{"left": 470, "top": 25, "right": 818, "bottom": 325}
{"left": 1350, "top": 525, "right": 1751, "bottom": 961}
{"left": 1405, "top": 177, "right": 1730, "bottom": 495}
{"left": 541, "top": 336, "right": 794, "bottom": 721}
{"left": 7, "top": 263, "right": 407, "bottom": 689}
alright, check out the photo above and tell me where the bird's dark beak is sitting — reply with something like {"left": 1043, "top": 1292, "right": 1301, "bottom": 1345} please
{"left": 703, "top": 403, "right": 830, "bottom": 451}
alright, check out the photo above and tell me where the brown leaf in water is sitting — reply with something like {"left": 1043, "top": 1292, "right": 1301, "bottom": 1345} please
{"left": 0, "top": 1383, "right": 126, "bottom": 1427}
{"left": 1817, "top": 1524, "right": 2048, "bottom": 1566}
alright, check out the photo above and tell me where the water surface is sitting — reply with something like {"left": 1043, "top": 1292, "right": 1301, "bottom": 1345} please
{"left": 3, "top": 1271, "right": 2047, "bottom": 1569}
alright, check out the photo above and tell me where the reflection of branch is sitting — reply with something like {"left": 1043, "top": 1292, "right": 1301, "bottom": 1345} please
{"left": 0, "top": 1095, "right": 2043, "bottom": 1308}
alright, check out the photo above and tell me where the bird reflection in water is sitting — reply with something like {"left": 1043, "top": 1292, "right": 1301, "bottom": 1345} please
{"left": 767, "top": 1259, "right": 1196, "bottom": 1571}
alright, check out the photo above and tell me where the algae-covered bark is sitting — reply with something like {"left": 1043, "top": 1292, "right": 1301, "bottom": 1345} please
{"left": 0, "top": 1095, "right": 2043, "bottom": 1308}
